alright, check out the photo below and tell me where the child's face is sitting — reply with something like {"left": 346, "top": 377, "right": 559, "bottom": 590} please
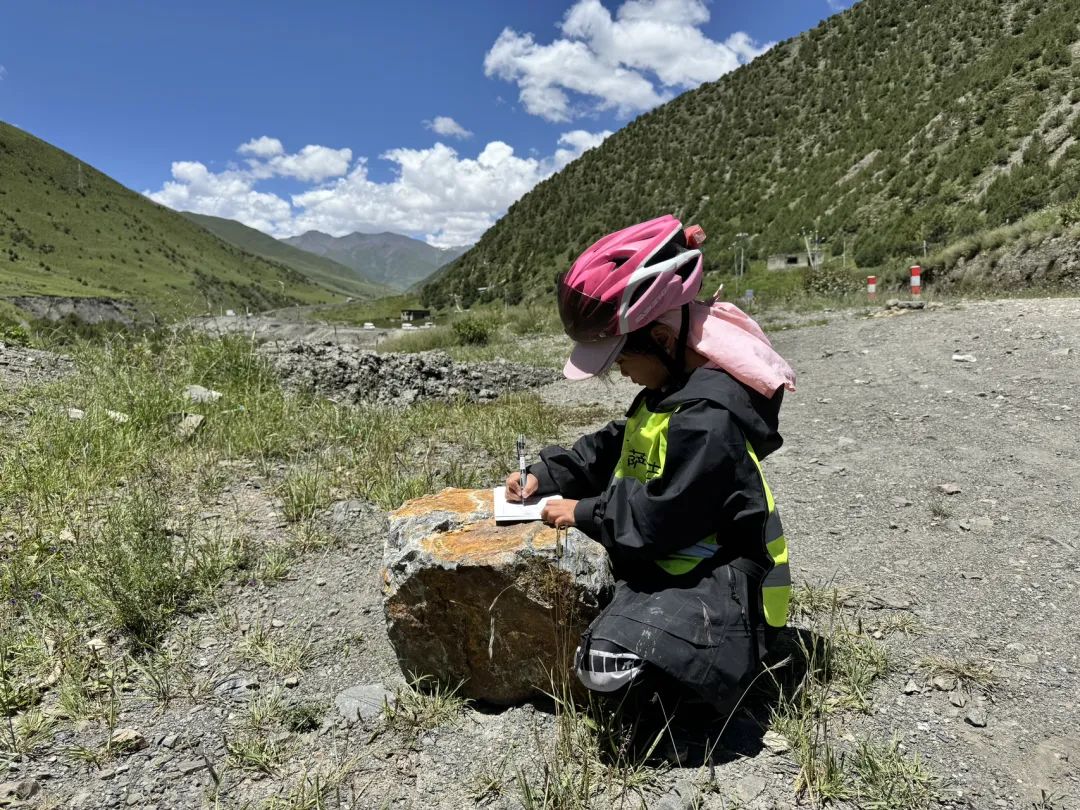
{"left": 615, "top": 352, "right": 669, "bottom": 390}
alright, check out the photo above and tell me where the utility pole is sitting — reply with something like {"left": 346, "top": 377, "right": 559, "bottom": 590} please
{"left": 735, "top": 232, "right": 749, "bottom": 281}
{"left": 800, "top": 228, "right": 816, "bottom": 269}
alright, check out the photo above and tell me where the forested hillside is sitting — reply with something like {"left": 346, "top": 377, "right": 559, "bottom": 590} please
{"left": 424, "top": 0, "right": 1080, "bottom": 307}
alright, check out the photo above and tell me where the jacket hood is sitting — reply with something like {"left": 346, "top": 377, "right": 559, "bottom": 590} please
{"left": 637, "top": 365, "right": 784, "bottom": 458}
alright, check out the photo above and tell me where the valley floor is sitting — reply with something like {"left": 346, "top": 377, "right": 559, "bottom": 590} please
{"left": 1, "top": 297, "right": 1078, "bottom": 809}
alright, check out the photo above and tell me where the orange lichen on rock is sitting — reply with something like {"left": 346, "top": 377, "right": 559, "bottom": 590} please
{"left": 390, "top": 487, "right": 491, "bottom": 519}
{"left": 421, "top": 522, "right": 560, "bottom": 564}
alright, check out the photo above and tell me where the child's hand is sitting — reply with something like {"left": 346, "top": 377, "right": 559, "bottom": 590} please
{"left": 541, "top": 499, "right": 578, "bottom": 529}
{"left": 505, "top": 471, "right": 538, "bottom": 501}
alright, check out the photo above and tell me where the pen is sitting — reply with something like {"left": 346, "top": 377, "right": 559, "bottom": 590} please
{"left": 516, "top": 434, "right": 527, "bottom": 504}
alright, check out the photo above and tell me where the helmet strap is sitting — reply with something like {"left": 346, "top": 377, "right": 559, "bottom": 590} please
{"left": 670, "top": 303, "right": 691, "bottom": 387}
{"left": 647, "top": 303, "right": 691, "bottom": 388}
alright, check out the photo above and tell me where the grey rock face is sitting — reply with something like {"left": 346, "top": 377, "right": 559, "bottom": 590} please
{"left": 382, "top": 488, "right": 613, "bottom": 705}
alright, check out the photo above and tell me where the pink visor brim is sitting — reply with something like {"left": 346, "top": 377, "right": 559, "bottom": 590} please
{"left": 563, "top": 335, "right": 626, "bottom": 380}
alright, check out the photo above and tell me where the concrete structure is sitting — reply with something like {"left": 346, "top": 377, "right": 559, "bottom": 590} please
{"left": 767, "top": 251, "right": 824, "bottom": 271}
{"left": 400, "top": 308, "right": 431, "bottom": 322}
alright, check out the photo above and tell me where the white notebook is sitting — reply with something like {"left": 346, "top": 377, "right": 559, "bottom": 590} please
{"left": 493, "top": 486, "right": 562, "bottom": 523}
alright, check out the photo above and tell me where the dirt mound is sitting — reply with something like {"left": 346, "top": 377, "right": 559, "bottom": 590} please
{"left": 258, "top": 341, "right": 559, "bottom": 405}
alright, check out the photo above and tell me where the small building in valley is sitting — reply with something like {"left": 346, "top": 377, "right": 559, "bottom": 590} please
{"left": 767, "top": 251, "right": 824, "bottom": 271}
{"left": 400, "top": 308, "right": 432, "bottom": 322}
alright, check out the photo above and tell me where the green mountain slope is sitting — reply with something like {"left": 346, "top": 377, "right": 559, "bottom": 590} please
{"left": 0, "top": 122, "right": 341, "bottom": 316}
{"left": 180, "top": 212, "right": 394, "bottom": 300}
{"left": 284, "top": 230, "right": 469, "bottom": 291}
{"left": 424, "top": 0, "right": 1080, "bottom": 307}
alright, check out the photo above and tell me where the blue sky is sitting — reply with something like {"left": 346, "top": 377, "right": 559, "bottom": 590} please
{"left": 0, "top": 0, "right": 855, "bottom": 246}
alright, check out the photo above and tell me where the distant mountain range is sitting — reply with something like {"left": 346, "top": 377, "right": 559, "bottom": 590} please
{"left": 180, "top": 213, "right": 395, "bottom": 300}
{"left": 283, "top": 230, "right": 469, "bottom": 292}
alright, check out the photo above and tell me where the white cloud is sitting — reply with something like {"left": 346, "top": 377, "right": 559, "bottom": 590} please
{"left": 0, "top": 65, "right": 7, "bottom": 81}
{"left": 265, "top": 144, "right": 352, "bottom": 182}
{"left": 146, "top": 129, "right": 612, "bottom": 247}
{"left": 484, "top": 0, "right": 772, "bottom": 122}
{"left": 238, "top": 136, "right": 284, "bottom": 158}
{"left": 148, "top": 161, "right": 293, "bottom": 234}
{"left": 424, "top": 116, "right": 473, "bottom": 139}
{"left": 553, "top": 129, "right": 613, "bottom": 170}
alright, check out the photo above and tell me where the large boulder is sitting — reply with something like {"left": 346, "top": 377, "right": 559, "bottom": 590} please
{"left": 382, "top": 488, "right": 613, "bottom": 705}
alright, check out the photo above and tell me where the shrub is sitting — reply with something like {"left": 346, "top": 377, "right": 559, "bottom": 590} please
{"left": 1060, "top": 196, "right": 1080, "bottom": 227}
{"left": 0, "top": 322, "right": 30, "bottom": 347}
{"left": 452, "top": 316, "right": 492, "bottom": 346}
{"left": 378, "top": 327, "right": 458, "bottom": 354}
{"left": 803, "top": 264, "right": 862, "bottom": 297}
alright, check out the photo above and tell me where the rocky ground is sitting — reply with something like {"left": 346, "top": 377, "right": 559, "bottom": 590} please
{"left": 2, "top": 297, "right": 1079, "bottom": 809}
{"left": 184, "top": 314, "right": 389, "bottom": 347}
{"left": 258, "top": 341, "right": 559, "bottom": 405}
{"left": 0, "top": 342, "right": 72, "bottom": 393}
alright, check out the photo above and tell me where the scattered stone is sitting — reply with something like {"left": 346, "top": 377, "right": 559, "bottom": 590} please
{"left": 837, "top": 436, "right": 856, "bottom": 449}
{"left": 159, "top": 734, "right": 180, "bottom": 750}
{"left": 0, "top": 779, "right": 40, "bottom": 801}
{"left": 183, "top": 384, "right": 222, "bottom": 404}
{"left": 176, "top": 759, "right": 205, "bottom": 776}
{"left": 314, "top": 577, "right": 327, "bottom": 587}
{"left": 970, "top": 515, "right": 993, "bottom": 531}
{"left": 109, "top": 728, "right": 148, "bottom": 754}
{"left": 762, "top": 729, "right": 791, "bottom": 754}
{"left": 104, "top": 409, "right": 130, "bottom": 424}
{"left": 284, "top": 675, "right": 300, "bottom": 689}
{"left": 172, "top": 413, "right": 205, "bottom": 440}
{"left": 732, "top": 774, "right": 768, "bottom": 804}
{"left": 938, "top": 483, "right": 962, "bottom": 495}
{"left": 902, "top": 679, "right": 921, "bottom": 695}
{"left": 932, "top": 675, "right": 957, "bottom": 692}
{"left": 214, "top": 675, "right": 258, "bottom": 701}
{"left": 334, "top": 684, "right": 395, "bottom": 725}
{"left": 653, "top": 777, "right": 701, "bottom": 810}
{"left": 1018, "top": 653, "right": 1039, "bottom": 666}
{"left": 66, "top": 407, "right": 85, "bottom": 420}
{"left": 885, "top": 299, "right": 925, "bottom": 310}
{"left": 952, "top": 354, "right": 977, "bottom": 363}
{"left": 383, "top": 488, "right": 613, "bottom": 704}
{"left": 892, "top": 496, "right": 913, "bottom": 508}
{"left": 965, "top": 708, "right": 988, "bottom": 728}
{"left": 270, "top": 619, "right": 285, "bottom": 628}
{"left": 814, "top": 462, "right": 846, "bottom": 476}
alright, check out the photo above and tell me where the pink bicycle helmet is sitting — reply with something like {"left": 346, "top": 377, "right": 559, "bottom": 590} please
{"left": 558, "top": 215, "right": 706, "bottom": 380}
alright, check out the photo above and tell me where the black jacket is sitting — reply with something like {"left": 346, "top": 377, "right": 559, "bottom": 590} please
{"left": 530, "top": 366, "right": 783, "bottom": 576}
